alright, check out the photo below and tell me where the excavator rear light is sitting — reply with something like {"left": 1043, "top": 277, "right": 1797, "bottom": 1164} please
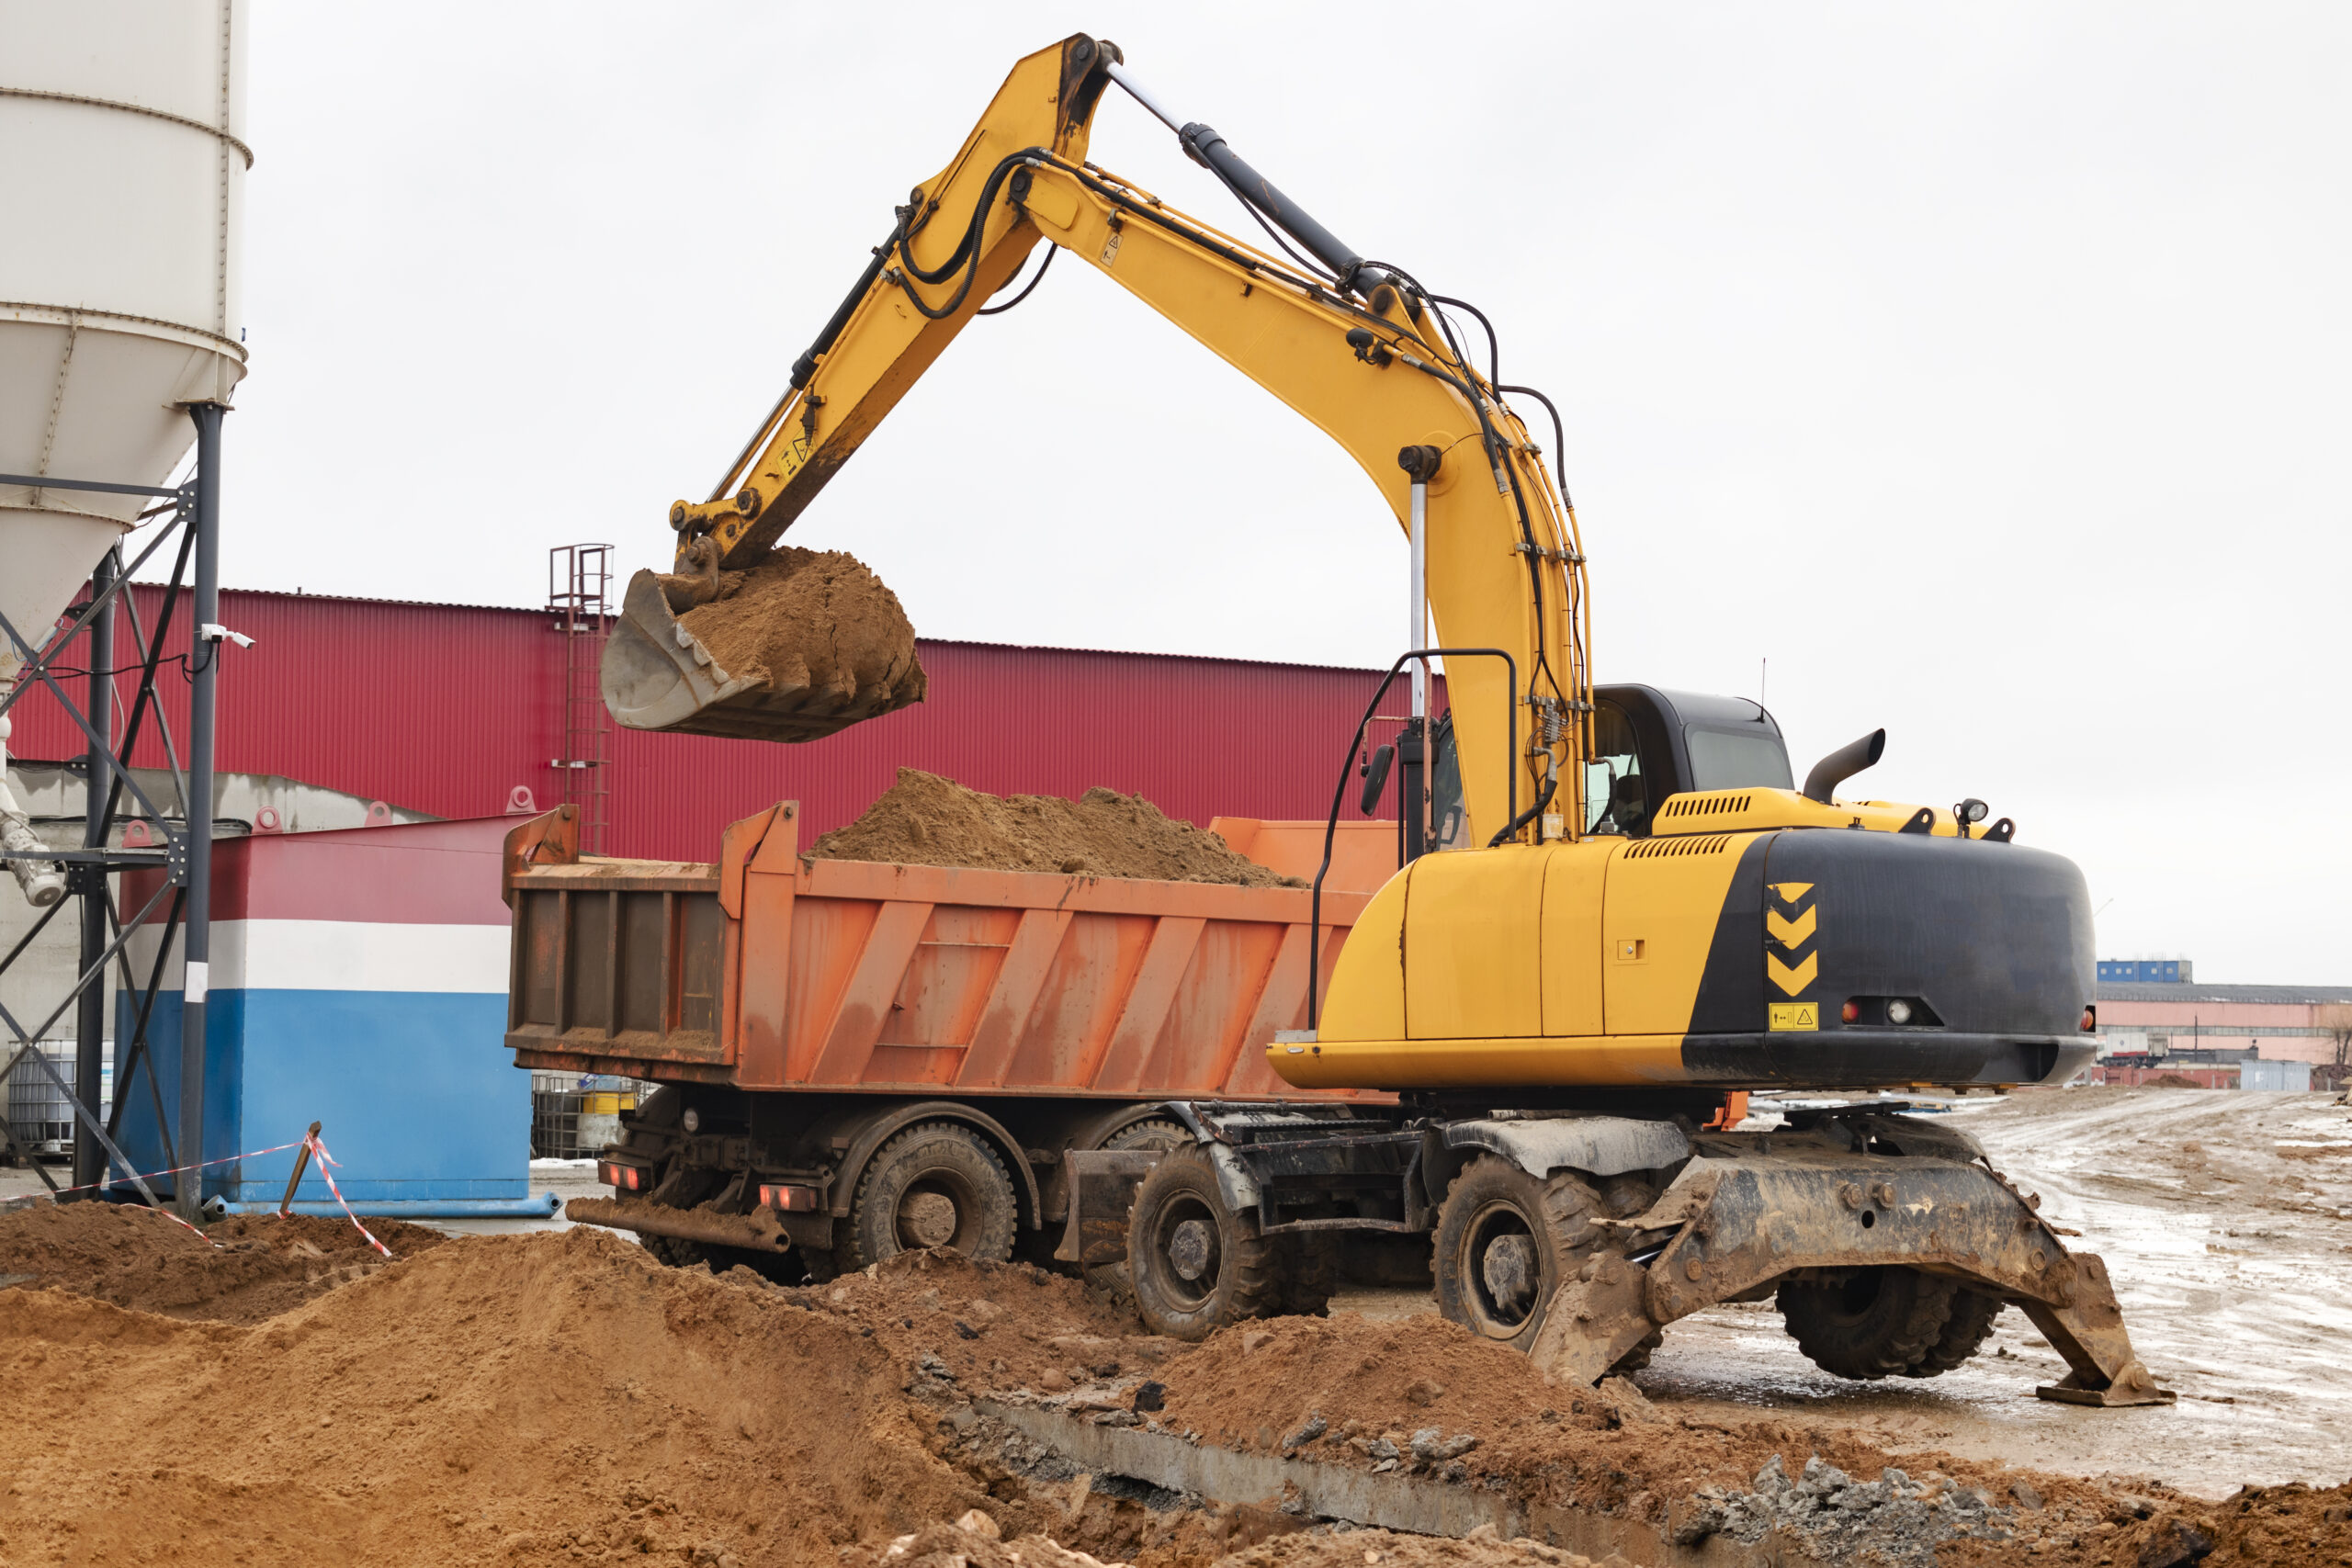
{"left": 1885, "top": 998, "right": 1914, "bottom": 1025}
{"left": 2082, "top": 1006, "right": 2097, "bottom": 1032}
{"left": 1840, "top": 1000, "right": 1861, "bottom": 1024}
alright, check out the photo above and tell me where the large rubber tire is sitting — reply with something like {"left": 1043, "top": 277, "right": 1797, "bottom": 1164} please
{"left": 1126, "top": 1145, "right": 1280, "bottom": 1340}
{"left": 832, "top": 1122, "right": 1020, "bottom": 1275}
{"left": 1431, "top": 1156, "right": 1609, "bottom": 1355}
{"left": 1778, "top": 1267, "right": 1959, "bottom": 1380}
{"left": 1905, "top": 1289, "right": 2004, "bottom": 1377}
{"left": 1275, "top": 1234, "right": 1340, "bottom": 1317}
{"left": 639, "top": 1232, "right": 709, "bottom": 1269}
{"left": 1073, "top": 1119, "right": 1193, "bottom": 1287}
{"left": 1102, "top": 1118, "right": 1187, "bottom": 1154}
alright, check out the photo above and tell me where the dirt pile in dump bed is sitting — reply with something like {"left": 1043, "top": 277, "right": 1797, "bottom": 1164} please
{"left": 675, "top": 543, "right": 926, "bottom": 710}
{"left": 0, "top": 1198, "right": 443, "bottom": 1324}
{"left": 811, "top": 767, "right": 1303, "bottom": 887}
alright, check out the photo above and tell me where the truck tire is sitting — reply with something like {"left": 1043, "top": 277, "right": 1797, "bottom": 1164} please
{"left": 1778, "top": 1267, "right": 1957, "bottom": 1380}
{"left": 833, "top": 1121, "right": 1019, "bottom": 1274}
{"left": 1433, "top": 1156, "right": 1609, "bottom": 1356}
{"left": 1126, "top": 1145, "right": 1279, "bottom": 1339}
{"left": 1905, "top": 1289, "right": 2003, "bottom": 1377}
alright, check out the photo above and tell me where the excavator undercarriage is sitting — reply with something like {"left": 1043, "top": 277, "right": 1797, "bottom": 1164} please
{"left": 1073, "top": 1102, "right": 2172, "bottom": 1406}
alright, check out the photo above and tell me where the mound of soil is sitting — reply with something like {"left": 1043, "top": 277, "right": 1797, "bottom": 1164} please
{"left": 677, "top": 545, "right": 926, "bottom": 714}
{"left": 0, "top": 1199, "right": 443, "bottom": 1324}
{"left": 1, "top": 1224, "right": 2340, "bottom": 1568}
{"left": 811, "top": 768, "right": 1302, "bottom": 887}
{"left": 2142, "top": 1072, "right": 2213, "bottom": 1089}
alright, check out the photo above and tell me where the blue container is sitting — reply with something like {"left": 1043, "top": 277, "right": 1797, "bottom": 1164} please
{"left": 114, "top": 816, "right": 528, "bottom": 1209}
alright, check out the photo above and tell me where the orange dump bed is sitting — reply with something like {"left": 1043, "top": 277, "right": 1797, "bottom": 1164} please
{"left": 504, "top": 804, "right": 1389, "bottom": 1102}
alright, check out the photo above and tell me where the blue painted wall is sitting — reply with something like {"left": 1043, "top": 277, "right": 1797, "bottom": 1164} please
{"left": 115, "top": 989, "right": 525, "bottom": 1202}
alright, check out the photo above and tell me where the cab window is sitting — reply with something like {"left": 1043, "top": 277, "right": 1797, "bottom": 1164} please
{"left": 1586, "top": 703, "right": 1651, "bottom": 835}
{"left": 1684, "top": 726, "right": 1795, "bottom": 792}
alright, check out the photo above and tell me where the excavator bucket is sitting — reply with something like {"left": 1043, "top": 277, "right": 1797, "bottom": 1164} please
{"left": 598, "top": 564, "right": 927, "bottom": 744}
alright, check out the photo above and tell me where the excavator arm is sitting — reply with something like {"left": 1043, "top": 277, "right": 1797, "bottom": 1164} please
{"left": 611, "top": 34, "right": 1590, "bottom": 850}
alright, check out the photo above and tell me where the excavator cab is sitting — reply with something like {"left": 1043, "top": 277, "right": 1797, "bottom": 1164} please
{"left": 1415, "top": 685, "right": 1795, "bottom": 849}
{"left": 1586, "top": 684, "right": 1792, "bottom": 838}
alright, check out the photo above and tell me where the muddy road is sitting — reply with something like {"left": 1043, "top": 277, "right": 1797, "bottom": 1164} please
{"left": 1336, "top": 1088, "right": 2352, "bottom": 1498}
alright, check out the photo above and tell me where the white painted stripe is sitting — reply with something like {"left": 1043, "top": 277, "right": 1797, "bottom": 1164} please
{"left": 123, "top": 919, "right": 509, "bottom": 995}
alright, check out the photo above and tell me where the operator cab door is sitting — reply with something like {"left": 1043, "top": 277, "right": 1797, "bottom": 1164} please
{"left": 1590, "top": 686, "right": 1793, "bottom": 1037}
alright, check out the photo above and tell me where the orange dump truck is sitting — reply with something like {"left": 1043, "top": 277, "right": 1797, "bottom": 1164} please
{"left": 503, "top": 802, "right": 1395, "bottom": 1282}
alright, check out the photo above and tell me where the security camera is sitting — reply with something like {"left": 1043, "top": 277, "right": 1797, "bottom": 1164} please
{"left": 198, "top": 623, "right": 255, "bottom": 649}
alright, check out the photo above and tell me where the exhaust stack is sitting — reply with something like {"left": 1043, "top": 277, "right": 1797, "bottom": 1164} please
{"left": 1802, "top": 728, "right": 1886, "bottom": 804}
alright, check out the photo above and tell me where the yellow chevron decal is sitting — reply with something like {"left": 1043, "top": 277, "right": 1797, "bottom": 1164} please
{"left": 1766, "top": 906, "right": 1817, "bottom": 947}
{"left": 1769, "top": 881, "right": 1814, "bottom": 905}
{"left": 1767, "top": 951, "right": 1819, "bottom": 996}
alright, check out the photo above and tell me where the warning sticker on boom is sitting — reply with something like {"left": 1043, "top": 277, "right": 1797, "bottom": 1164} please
{"left": 1769, "top": 1001, "right": 1819, "bottom": 1032}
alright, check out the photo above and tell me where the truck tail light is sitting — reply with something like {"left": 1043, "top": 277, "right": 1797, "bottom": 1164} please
{"left": 599, "top": 1160, "right": 652, "bottom": 1192}
{"left": 760, "top": 1183, "right": 820, "bottom": 1212}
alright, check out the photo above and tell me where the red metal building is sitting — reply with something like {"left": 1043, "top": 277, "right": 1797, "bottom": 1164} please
{"left": 9, "top": 585, "right": 1432, "bottom": 862}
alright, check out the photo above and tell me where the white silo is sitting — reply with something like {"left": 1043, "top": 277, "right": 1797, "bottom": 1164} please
{"left": 0, "top": 0, "right": 248, "bottom": 905}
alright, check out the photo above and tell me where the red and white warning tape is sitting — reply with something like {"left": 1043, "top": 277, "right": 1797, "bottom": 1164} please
{"left": 301, "top": 1133, "right": 394, "bottom": 1259}
{"left": 40, "top": 1138, "right": 311, "bottom": 1201}
{"left": 18, "top": 1129, "right": 395, "bottom": 1259}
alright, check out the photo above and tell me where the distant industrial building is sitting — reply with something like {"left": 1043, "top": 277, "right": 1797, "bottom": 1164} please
{"left": 2097, "top": 958, "right": 2192, "bottom": 984}
{"left": 2093, "top": 954, "right": 2352, "bottom": 1078}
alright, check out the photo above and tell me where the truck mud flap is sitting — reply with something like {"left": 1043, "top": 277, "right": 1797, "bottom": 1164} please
{"left": 1527, "top": 1154, "right": 2175, "bottom": 1408}
{"left": 1055, "top": 1148, "right": 1164, "bottom": 1266}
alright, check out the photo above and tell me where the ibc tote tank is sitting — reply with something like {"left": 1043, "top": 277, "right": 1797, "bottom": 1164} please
{"left": 0, "top": 0, "right": 247, "bottom": 901}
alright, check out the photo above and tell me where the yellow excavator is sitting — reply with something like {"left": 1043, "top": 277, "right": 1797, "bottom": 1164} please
{"left": 601, "top": 35, "right": 2169, "bottom": 1406}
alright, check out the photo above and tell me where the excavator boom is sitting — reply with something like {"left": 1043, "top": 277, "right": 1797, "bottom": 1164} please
{"left": 601, "top": 34, "right": 1589, "bottom": 851}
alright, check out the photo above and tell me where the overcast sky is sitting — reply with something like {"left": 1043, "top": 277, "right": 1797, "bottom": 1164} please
{"left": 209, "top": 5, "right": 2348, "bottom": 981}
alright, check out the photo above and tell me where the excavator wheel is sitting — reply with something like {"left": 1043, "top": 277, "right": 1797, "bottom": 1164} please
{"left": 1076, "top": 1119, "right": 1193, "bottom": 1292}
{"left": 1777, "top": 1266, "right": 1960, "bottom": 1380}
{"left": 1274, "top": 1233, "right": 1341, "bottom": 1318}
{"left": 1433, "top": 1156, "right": 1652, "bottom": 1372}
{"left": 1125, "top": 1145, "right": 1280, "bottom": 1340}
{"left": 831, "top": 1121, "right": 1020, "bottom": 1275}
{"left": 1905, "top": 1289, "right": 2005, "bottom": 1377}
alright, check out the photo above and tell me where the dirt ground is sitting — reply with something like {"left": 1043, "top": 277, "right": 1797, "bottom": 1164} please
{"left": 811, "top": 767, "right": 1304, "bottom": 887}
{"left": 0, "top": 1089, "right": 2346, "bottom": 1566}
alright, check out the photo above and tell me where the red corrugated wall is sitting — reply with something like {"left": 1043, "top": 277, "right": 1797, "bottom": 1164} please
{"left": 6, "top": 587, "right": 1441, "bottom": 862}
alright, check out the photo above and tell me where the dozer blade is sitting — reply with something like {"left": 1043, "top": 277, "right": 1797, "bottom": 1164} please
{"left": 1527, "top": 1139, "right": 2176, "bottom": 1407}
{"left": 599, "top": 569, "right": 923, "bottom": 743}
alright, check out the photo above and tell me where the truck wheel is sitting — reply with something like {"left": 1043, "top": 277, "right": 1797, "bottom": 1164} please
{"left": 833, "top": 1122, "right": 1019, "bottom": 1274}
{"left": 1904, "top": 1289, "right": 2003, "bottom": 1377}
{"left": 1432, "top": 1156, "right": 1607, "bottom": 1354}
{"left": 1778, "top": 1267, "right": 1958, "bottom": 1380}
{"left": 1126, "top": 1145, "right": 1279, "bottom": 1339}
{"left": 639, "top": 1232, "right": 707, "bottom": 1268}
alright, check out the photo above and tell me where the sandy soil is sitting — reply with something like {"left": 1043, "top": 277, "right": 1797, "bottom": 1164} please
{"left": 3, "top": 1090, "right": 2345, "bottom": 1564}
